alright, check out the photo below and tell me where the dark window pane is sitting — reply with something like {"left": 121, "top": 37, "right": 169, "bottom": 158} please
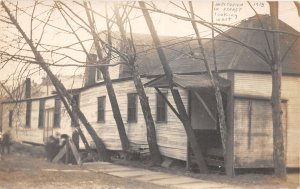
{"left": 127, "top": 93, "right": 137, "bottom": 122}
{"left": 156, "top": 93, "right": 167, "bottom": 122}
{"left": 97, "top": 96, "right": 105, "bottom": 122}
{"left": 25, "top": 101, "right": 32, "bottom": 128}
{"left": 38, "top": 100, "right": 45, "bottom": 129}
{"left": 53, "top": 98, "right": 61, "bottom": 128}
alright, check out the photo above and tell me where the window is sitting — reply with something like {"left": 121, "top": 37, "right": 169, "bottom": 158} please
{"left": 71, "top": 94, "right": 79, "bottom": 127}
{"left": 9, "top": 110, "right": 13, "bottom": 128}
{"left": 156, "top": 93, "right": 167, "bottom": 122}
{"left": 25, "top": 101, "right": 32, "bottom": 128}
{"left": 97, "top": 96, "right": 106, "bottom": 122}
{"left": 38, "top": 99, "right": 45, "bottom": 129}
{"left": 53, "top": 98, "right": 61, "bottom": 128}
{"left": 127, "top": 93, "right": 137, "bottom": 122}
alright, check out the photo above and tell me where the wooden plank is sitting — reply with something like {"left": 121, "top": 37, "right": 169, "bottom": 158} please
{"left": 52, "top": 145, "right": 66, "bottom": 163}
{"left": 155, "top": 88, "right": 181, "bottom": 121}
{"left": 233, "top": 98, "right": 288, "bottom": 168}
{"left": 69, "top": 139, "right": 81, "bottom": 164}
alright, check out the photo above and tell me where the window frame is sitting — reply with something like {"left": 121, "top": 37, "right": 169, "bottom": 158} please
{"left": 97, "top": 96, "right": 106, "bottom": 123}
{"left": 25, "top": 101, "right": 32, "bottom": 128}
{"left": 127, "top": 93, "right": 138, "bottom": 123}
{"left": 156, "top": 93, "right": 167, "bottom": 123}
{"left": 53, "top": 97, "right": 61, "bottom": 128}
{"left": 38, "top": 99, "right": 45, "bottom": 129}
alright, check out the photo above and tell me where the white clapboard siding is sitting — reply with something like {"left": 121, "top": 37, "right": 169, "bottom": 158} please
{"left": 77, "top": 78, "right": 188, "bottom": 160}
{"left": 5, "top": 100, "right": 44, "bottom": 144}
{"left": 3, "top": 78, "right": 189, "bottom": 161}
{"left": 2, "top": 102, "right": 26, "bottom": 141}
{"left": 234, "top": 73, "right": 300, "bottom": 167}
{"left": 234, "top": 99, "right": 287, "bottom": 168}
{"left": 148, "top": 88, "right": 188, "bottom": 160}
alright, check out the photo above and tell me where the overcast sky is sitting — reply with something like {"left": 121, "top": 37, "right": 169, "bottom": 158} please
{"left": 0, "top": 1, "right": 299, "bottom": 86}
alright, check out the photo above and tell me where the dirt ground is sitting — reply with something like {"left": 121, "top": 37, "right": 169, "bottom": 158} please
{"left": 0, "top": 142, "right": 299, "bottom": 189}
{"left": 0, "top": 143, "right": 171, "bottom": 189}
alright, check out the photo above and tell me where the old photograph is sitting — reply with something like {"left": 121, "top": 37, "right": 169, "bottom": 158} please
{"left": 0, "top": 1, "right": 299, "bottom": 188}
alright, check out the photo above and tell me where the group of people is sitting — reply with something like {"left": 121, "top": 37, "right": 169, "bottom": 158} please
{"left": 45, "top": 131, "right": 79, "bottom": 164}
{"left": 45, "top": 132, "right": 68, "bottom": 162}
{"left": 0, "top": 131, "right": 11, "bottom": 159}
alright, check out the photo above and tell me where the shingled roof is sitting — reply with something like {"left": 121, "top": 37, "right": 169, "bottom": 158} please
{"left": 89, "top": 15, "right": 299, "bottom": 78}
{"left": 135, "top": 15, "right": 300, "bottom": 76}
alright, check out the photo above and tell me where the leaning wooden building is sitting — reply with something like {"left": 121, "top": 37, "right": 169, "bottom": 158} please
{"left": 1, "top": 15, "right": 299, "bottom": 174}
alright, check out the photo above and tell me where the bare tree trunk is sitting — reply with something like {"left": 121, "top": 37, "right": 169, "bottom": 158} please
{"left": 131, "top": 68, "right": 162, "bottom": 164}
{"left": 1, "top": 1, "right": 109, "bottom": 161}
{"left": 101, "top": 67, "right": 130, "bottom": 151}
{"left": 269, "top": 1, "right": 286, "bottom": 179}
{"left": 188, "top": 0, "right": 227, "bottom": 168}
{"left": 84, "top": 2, "right": 130, "bottom": 152}
{"left": 53, "top": 85, "right": 91, "bottom": 152}
{"left": 113, "top": 4, "right": 162, "bottom": 164}
{"left": 139, "top": 1, "right": 208, "bottom": 173}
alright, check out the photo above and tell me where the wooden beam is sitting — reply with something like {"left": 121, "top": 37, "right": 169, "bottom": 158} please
{"left": 171, "top": 89, "right": 209, "bottom": 173}
{"left": 155, "top": 88, "right": 181, "bottom": 121}
{"left": 192, "top": 91, "right": 217, "bottom": 123}
{"left": 65, "top": 141, "right": 70, "bottom": 164}
{"left": 69, "top": 139, "right": 81, "bottom": 165}
{"left": 52, "top": 145, "right": 66, "bottom": 163}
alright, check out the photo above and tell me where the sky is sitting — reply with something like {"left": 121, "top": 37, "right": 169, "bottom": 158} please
{"left": 0, "top": 1, "right": 299, "bottom": 87}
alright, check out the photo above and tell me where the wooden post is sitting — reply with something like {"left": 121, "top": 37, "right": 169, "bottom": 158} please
{"left": 140, "top": 1, "right": 208, "bottom": 173}
{"left": 65, "top": 141, "right": 70, "bottom": 164}
{"left": 52, "top": 145, "right": 67, "bottom": 163}
{"left": 69, "top": 139, "right": 81, "bottom": 165}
